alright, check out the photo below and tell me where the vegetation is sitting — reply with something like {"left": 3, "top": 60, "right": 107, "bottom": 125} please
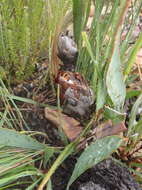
{"left": 0, "top": 0, "right": 71, "bottom": 82}
{"left": 0, "top": 0, "right": 141, "bottom": 189}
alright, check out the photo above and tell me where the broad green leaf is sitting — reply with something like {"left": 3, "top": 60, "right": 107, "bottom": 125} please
{"left": 106, "top": 45, "right": 126, "bottom": 111}
{"left": 67, "top": 136, "right": 122, "bottom": 189}
{"left": 0, "top": 128, "right": 46, "bottom": 150}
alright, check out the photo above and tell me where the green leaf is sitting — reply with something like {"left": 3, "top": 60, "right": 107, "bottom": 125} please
{"left": 0, "top": 171, "right": 40, "bottom": 187}
{"left": 126, "top": 90, "right": 141, "bottom": 99}
{"left": 81, "top": 32, "right": 100, "bottom": 89}
{"left": 129, "top": 118, "right": 142, "bottom": 144}
{"left": 104, "top": 106, "right": 125, "bottom": 124}
{"left": 0, "top": 128, "right": 46, "bottom": 150}
{"left": 8, "top": 95, "right": 51, "bottom": 108}
{"left": 124, "top": 31, "right": 142, "bottom": 80}
{"left": 73, "top": 0, "right": 91, "bottom": 46}
{"left": 43, "top": 148, "right": 55, "bottom": 168}
{"left": 47, "top": 179, "right": 52, "bottom": 190}
{"left": 26, "top": 177, "right": 42, "bottom": 190}
{"left": 127, "top": 94, "right": 142, "bottom": 137}
{"left": 67, "top": 136, "right": 122, "bottom": 189}
{"left": 96, "top": 79, "right": 106, "bottom": 111}
{"left": 106, "top": 45, "right": 126, "bottom": 111}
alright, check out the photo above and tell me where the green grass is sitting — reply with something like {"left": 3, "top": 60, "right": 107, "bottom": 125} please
{"left": 0, "top": 0, "right": 142, "bottom": 189}
{"left": 0, "top": 0, "right": 71, "bottom": 82}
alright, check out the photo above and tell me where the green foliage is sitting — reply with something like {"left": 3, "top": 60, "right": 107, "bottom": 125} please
{"left": 71, "top": 0, "right": 142, "bottom": 186}
{"left": 0, "top": 0, "right": 71, "bottom": 82}
{"left": 106, "top": 44, "right": 126, "bottom": 111}
{"left": 38, "top": 141, "right": 76, "bottom": 189}
{"left": 0, "top": 125, "right": 56, "bottom": 189}
{"left": 127, "top": 94, "right": 142, "bottom": 145}
{"left": 0, "top": 79, "right": 28, "bottom": 130}
{"left": 0, "top": 0, "right": 141, "bottom": 189}
{"left": 67, "top": 136, "right": 122, "bottom": 190}
{"left": 0, "top": 128, "right": 46, "bottom": 150}
{"left": 72, "top": 0, "right": 91, "bottom": 46}
{"left": 74, "top": 0, "right": 141, "bottom": 116}
{"left": 0, "top": 146, "right": 43, "bottom": 189}
{"left": 124, "top": 32, "right": 142, "bottom": 80}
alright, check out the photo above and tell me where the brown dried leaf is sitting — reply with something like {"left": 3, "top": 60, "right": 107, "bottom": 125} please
{"left": 93, "top": 120, "right": 127, "bottom": 139}
{"left": 44, "top": 107, "right": 82, "bottom": 141}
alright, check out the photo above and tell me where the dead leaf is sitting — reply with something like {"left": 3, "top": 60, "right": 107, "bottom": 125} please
{"left": 93, "top": 120, "right": 127, "bottom": 139}
{"left": 44, "top": 107, "right": 82, "bottom": 141}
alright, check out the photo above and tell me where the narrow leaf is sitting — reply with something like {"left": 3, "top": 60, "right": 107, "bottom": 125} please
{"left": 73, "top": 0, "right": 91, "bottom": 46}
{"left": 96, "top": 79, "right": 106, "bottom": 111}
{"left": 0, "top": 171, "right": 40, "bottom": 187}
{"left": 124, "top": 32, "right": 142, "bottom": 80}
{"left": 47, "top": 179, "right": 52, "bottom": 190}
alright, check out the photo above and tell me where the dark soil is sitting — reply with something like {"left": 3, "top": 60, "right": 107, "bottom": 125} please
{"left": 77, "top": 159, "right": 142, "bottom": 190}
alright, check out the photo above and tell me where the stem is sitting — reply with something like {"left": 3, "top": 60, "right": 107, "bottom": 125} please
{"left": 37, "top": 142, "right": 76, "bottom": 190}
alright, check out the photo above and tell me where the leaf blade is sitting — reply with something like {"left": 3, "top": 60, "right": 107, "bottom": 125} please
{"left": 67, "top": 136, "right": 122, "bottom": 189}
{"left": 0, "top": 128, "right": 46, "bottom": 150}
{"left": 106, "top": 45, "right": 126, "bottom": 111}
